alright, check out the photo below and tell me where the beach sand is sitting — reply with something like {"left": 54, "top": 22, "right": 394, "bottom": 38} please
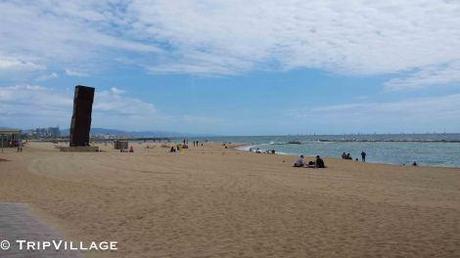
{"left": 0, "top": 142, "right": 459, "bottom": 257}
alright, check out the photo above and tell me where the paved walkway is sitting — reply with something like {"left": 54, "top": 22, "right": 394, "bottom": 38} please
{"left": 0, "top": 203, "right": 81, "bottom": 258}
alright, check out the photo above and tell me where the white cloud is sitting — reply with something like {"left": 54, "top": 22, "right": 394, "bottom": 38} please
{"left": 1, "top": 0, "right": 460, "bottom": 89}
{"left": 288, "top": 94, "right": 460, "bottom": 132}
{"left": 384, "top": 61, "right": 460, "bottom": 91}
{"left": 0, "top": 84, "right": 71, "bottom": 110}
{"left": 0, "top": 54, "right": 45, "bottom": 71}
{"left": 0, "top": 0, "right": 159, "bottom": 75}
{"left": 0, "top": 85, "right": 164, "bottom": 130}
{"left": 94, "top": 87, "right": 155, "bottom": 116}
{"left": 64, "top": 69, "right": 89, "bottom": 77}
{"left": 36, "top": 72, "right": 59, "bottom": 81}
{"left": 126, "top": 0, "right": 460, "bottom": 87}
{"left": 1, "top": 84, "right": 458, "bottom": 134}
{"left": 0, "top": 84, "right": 225, "bottom": 132}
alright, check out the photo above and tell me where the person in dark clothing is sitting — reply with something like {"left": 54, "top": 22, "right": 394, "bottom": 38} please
{"left": 361, "top": 151, "right": 366, "bottom": 162}
{"left": 315, "top": 155, "right": 325, "bottom": 168}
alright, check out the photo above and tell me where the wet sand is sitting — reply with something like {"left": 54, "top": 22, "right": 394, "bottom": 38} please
{"left": 0, "top": 142, "right": 459, "bottom": 257}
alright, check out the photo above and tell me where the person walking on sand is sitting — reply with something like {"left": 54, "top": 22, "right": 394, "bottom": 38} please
{"left": 361, "top": 151, "right": 366, "bottom": 162}
{"left": 17, "top": 141, "right": 23, "bottom": 152}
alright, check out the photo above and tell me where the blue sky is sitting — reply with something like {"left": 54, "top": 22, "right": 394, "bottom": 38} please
{"left": 1, "top": 1, "right": 459, "bottom": 135}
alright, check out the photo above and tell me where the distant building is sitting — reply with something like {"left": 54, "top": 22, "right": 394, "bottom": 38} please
{"left": 25, "top": 127, "right": 60, "bottom": 138}
{"left": 0, "top": 128, "right": 22, "bottom": 147}
{"left": 48, "top": 127, "right": 60, "bottom": 137}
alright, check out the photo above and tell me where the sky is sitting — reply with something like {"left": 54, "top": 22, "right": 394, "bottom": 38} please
{"left": 0, "top": 0, "right": 459, "bottom": 136}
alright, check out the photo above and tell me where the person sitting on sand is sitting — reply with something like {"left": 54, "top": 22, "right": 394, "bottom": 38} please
{"left": 346, "top": 153, "right": 352, "bottom": 160}
{"left": 341, "top": 152, "right": 347, "bottom": 159}
{"left": 315, "top": 155, "right": 325, "bottom": 168}
{"left": 305, "top": 160, "right": 316, "bottom": 168}
{"left": 412, "top": 161, "right": 417, "bottom": 166}
{"left": 170, "top": 146, "right": 176, "bottom": 152}
{"left": 293, "top": 155, "right": 305, "bottom": 167}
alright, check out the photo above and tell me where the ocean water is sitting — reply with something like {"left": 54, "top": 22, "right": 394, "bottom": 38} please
{"left": 196, "top": 134, "right": 460, "bottom": 168}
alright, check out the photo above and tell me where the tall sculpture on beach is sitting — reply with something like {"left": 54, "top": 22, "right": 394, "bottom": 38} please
{"left": 70, "top": 85, "right": 95, "bottom": 146}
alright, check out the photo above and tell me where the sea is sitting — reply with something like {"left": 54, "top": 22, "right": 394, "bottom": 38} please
{"left": 194, "top": 134, "right": 460, "bottom": 168}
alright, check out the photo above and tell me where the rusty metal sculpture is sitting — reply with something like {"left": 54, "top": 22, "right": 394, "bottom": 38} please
{"left": 69, "top": 85, "right": 95, "bottom": 147}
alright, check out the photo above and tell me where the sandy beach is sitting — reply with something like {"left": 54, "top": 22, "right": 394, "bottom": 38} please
{"left": 0, "top": 142, "right": 459, "bottom": 257}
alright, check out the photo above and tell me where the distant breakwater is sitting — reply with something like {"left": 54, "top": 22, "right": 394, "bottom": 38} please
{"left": 313, "top": 139, "right": 460, "bottom": 143}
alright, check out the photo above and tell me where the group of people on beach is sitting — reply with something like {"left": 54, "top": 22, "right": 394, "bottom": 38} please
{"left": 183, "top": 139, "right": 204, "bottom": 147}
{"left": 169, "top": 139, "right": 205, "bottom": 153}
{"left": 120, "top": 145, "right": 134, "bottom": 152}
{"left": 293, "top": 150, "right": 368, "bottom": 168}
{"left": 293, "top": 155, "right": 325, "bottom": 168}
{"left": 341, "top": 151, "right": 366, "bottom": 162}
{"left": 192, "top": 140, "right": 202, "bottom": 147}
{"left": 249, "top": 147, "right": 276, "bottom": 154}
{"left": 340, "top": 151, "right": 418, "bottom": 166}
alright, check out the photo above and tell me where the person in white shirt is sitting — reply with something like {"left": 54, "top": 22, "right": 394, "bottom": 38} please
{"left": 293, "top": 155, "right": 305, "bottom": 167}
